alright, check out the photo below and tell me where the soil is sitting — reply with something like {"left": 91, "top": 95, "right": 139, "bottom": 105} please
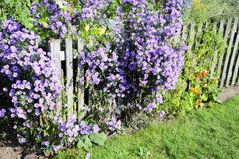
{"left": 0, "top": 141, "right": 22, "bottom": 159}
{"left": 218, "top": 84, "right": 239, "bottom": 103}
{"left": 0, "top": 85, "right": 239, "bottom": 159}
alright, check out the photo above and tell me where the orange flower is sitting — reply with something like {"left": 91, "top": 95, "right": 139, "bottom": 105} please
{"left": 200, "top": 71, "right": 208, "bottom": 77}
{"left": 191, "top": 88, "right": 201, "bottom": 96}
{"left": 195, "top": 74, "right": 200, "bottom": 80}
{"left": 195, "top": 99, "right": 203, "bottom": 107}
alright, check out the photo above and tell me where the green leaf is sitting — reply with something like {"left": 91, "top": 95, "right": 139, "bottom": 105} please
{"left": 201, "top": 94, "right": 208, "bottom": 101}
{"left": 89, "top": 132, "right": 107, "bottom": 146}
{"left": 77, "top": 139, "right": 84, "bottom": 149}
{"left": 83, "top": 137, "right": 92, "bottom": 151}
{"left": 38, "top": 19, "right": 48, "bottom": 27}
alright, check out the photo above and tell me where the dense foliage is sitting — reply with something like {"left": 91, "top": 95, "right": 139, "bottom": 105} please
{"left": 1, "top": 0, "right": 228, "bottom": 156}
{"left": 0, "top": 18, "right": 62, "bottom": 150}
{"left": 78, "top": 0, "right": 185, "bottom": 130}
{"left": 184, "top": 0, "right": 239, "bottom": 23}
{"left": 0, "top": 0, "right": 33, "bottom": 29}
{"left": 163, "top": 22, "right": 227, "bottom": 114}
{"left": 0, "top": 18, "right": 105, "bottom": 153}
{"left": 0, "top": 0, "right": 186, "bottom": 154}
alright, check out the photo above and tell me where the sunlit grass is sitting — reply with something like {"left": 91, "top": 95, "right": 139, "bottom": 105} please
{"left": 57, "top": 96, "right": 239, "bottom": 159}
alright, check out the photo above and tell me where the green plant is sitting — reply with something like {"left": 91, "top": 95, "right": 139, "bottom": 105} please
{"left": 77, "top": 132, "right": 107, "bottom": 152}
{"left": 184, "top": 0, "right": 239, "bottom": 23}
{"left": 163, "top": 24, "right": 227, "bottom": 114}
{"left": 0, "top": 0, "right": 34, "bottom": 29}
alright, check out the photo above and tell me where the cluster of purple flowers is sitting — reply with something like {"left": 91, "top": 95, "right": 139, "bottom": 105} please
{"left": 79, "top": 0, "right": 186, "bottom": 126}
{"left": 80, "top": 0, "right": 110, "bottom": 20}
{"left": 30, "top": 0, "right": 77, "bottom": 38}
{"left": 0, "top": 18, "right": 65, "bottom": 150}
{"left": 0, "top": 0, "right": 186, "bottom": 152}
{"left": 30, "top": 0, "right": 111, "bottom": 39}
{"left": 0, "top": 18, "right": 106, "bottom": 152}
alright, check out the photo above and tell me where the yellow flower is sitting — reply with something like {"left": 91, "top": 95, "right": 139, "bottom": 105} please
{"left": 98, "top": 28, "right": 106, "bottom": 36}
{"left": 84, "top": 25, "right": 90, "bottom": 32}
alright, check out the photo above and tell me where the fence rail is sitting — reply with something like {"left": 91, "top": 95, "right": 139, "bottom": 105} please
{"left": 48, "top": 17, "right": 239, "bottom": 119}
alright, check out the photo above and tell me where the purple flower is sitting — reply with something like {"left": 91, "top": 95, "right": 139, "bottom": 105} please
{"left": 92, "top": 125, "right": 100, "bottom": 133}
{"left": 0, "top": 109, "right": 6, "bottom": 118}
{"left": 41, "top": 141, "right": 50, "bottom": 147}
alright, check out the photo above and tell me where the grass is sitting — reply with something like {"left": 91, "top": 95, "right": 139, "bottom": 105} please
{"left": 57, "top": 96, "right": 239, "bottom": 159}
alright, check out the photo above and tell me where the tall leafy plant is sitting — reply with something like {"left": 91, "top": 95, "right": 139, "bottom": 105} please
{"left": 0, "top": 0, "right": 34, "bottom": 29}
{"left": 163, "top": 25, "right": 227, "bottom": 114}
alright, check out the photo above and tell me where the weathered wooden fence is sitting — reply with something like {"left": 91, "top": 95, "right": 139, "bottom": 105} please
{"left": 48, "top": 17, "right": 239, "bottom": 118}
{"left": 183, "top": 17, "right": 239, "bottom": 88}
{"left": 48, "top": 39, "right": 85, "bottom": 118}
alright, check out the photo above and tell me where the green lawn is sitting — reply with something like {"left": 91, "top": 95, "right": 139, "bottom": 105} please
{"left": 57, "top": 96, "right": 239, "bottom": 159}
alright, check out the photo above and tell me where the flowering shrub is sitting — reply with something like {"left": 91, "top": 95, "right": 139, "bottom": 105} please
{"left": 0, "top": 0, "right": 187, "bottom": 153}
{"left": 30, "top": 0, "right": 78, "bottom": 39}
{"left": 30, "top": 0, "right": 186, "bottom": 132}
{"left": 0, "top": 18, "right": 103, "bottom": 153}
{"left": 79, "top": 0, "right": 186, "bottom": 127}
{"left": 30, "top": 0, "right": 112, "bottom": 40}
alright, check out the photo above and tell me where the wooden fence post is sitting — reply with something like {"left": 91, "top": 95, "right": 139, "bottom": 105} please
{"left": 232, "top": 30, "right": 239, "bottom": 85}
{"left": 49, "top": 39, "right": 62, "bottom": 74}
{"left": 210, "top": 21, "right": 224, "bottom": 79}
{"left": 217, "top": 18, "right": 233, "bottom": 87}
{"left": 77, "top": 38, "right": 85, "bottom": 120}
{"left": 65, "top": 39, "right": 74, "bottom": 117}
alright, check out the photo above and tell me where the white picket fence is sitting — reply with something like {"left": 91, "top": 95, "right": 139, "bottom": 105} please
{"left": 49, "top": 39, "right": 84, "bottom": 117}
{"left": 48, "top": 17, "right": 239, "bottom": 118}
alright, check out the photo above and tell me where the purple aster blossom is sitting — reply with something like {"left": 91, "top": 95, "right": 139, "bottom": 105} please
{"left": 0, "top": 18, "right": 63, "bottom": 150}
{"left": 30, "top": 0, "right": 78, "bottom": 38}
{"left": 0, "top": 109, "right": 6, "bottom": 117}
{"left": 92, "top": 124, "right": 100, "bottom": 133}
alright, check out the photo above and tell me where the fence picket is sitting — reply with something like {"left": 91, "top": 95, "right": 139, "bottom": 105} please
{"left": 182, "top": 24, "right": 188, "bottom": 41}
{"left": 210, "top": 22, "right": 220, "bottom": 78}
{"left": 194, "top": 23, "right": 203, "bottom": 49}
{"left": 65, "top": 39, "right": 74, "bottom": 116}
{"left": 232, "top": 31, "right": 239, "bottom": 84}
{"left": 77, "top": 39, "right": 85, "bottom": 120}
{"left": 49, "top": 39, "right": 61, "bottom": 75}
{"left": 226, "top": 18, "right": 239, "bottom": 86}
{"left": 220, "top": 18, "right": 238, "bottom": 88}
{"left": 188, "top": 23, "right": 196, "bottom": 51}
{"left": 217, "top": 19, "right": 232, "bottom": 87}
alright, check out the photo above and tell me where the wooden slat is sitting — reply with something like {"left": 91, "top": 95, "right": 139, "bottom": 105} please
{"left": 49, "top": 39, "right": 61, "bottom": 76}
{"left": 205, "top": 21, "right": 209, "bottom": 29}
{"left": 220, "top": 18, "right": 238, "bottom": 88}
{"left": 65, "top": 39, "right": 74, "bottom": 116}
{"left": 194, "top": 23, "right": 203, "bottom": 49}
{"left": 76, "top": 38, "right": 85, "bottom": 120}
{"left": 60, "top": 51, "right": 65, "bottom": 61}
{"left": 232, "top": 29, "right": 239, "bottom": 84}
{"left": 217, "top": 19, "right": 232, "bottom": 86}
{"left": 226, "top": 17, "right": 239, "bottom": 86}
{"left": 210, "top": 22, "right": 221, "bottom": 78}
{"left": 188, "top": 23, "right": 196, "bottom": 50}
{"left": 182, "top": 24, "right": 188, "bottom": 41}
{"left": 232, "top": 31, "right": 239, "bottom": 84}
